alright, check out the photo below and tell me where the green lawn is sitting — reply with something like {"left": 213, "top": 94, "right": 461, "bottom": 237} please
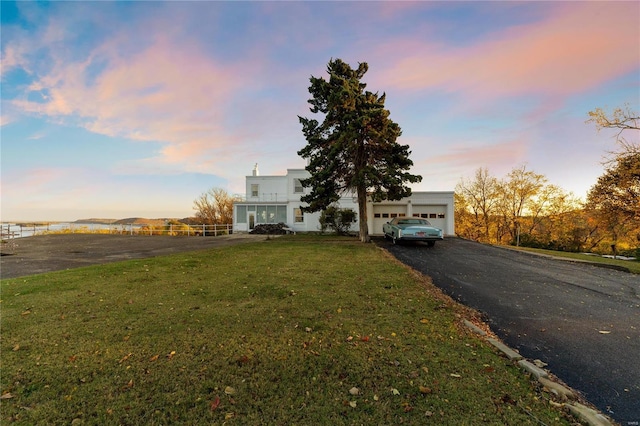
{"left": 1, "top": 235, "right": 573, "bottom": 425}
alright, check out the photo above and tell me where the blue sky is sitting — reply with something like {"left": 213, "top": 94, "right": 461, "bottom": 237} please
{"left": 1, "top": 1, "right": 638, "bottom": 222}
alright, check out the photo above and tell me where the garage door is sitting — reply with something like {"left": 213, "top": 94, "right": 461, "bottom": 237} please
{"left": 411, "top": 205, "right": 447, "bottom": 231}
{"left": 372, "top": 205, "right": 407, "bottom": 235}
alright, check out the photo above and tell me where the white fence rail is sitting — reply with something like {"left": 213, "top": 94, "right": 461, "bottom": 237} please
{"left": 1, "top": 223, "right": 233, "bottom": 239}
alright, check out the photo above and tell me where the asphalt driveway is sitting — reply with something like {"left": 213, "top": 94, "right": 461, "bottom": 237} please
{"left": 379, "top": 236, "right": 640, "bottom": 425}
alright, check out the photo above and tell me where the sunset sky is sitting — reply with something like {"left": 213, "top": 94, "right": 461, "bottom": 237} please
{"left": 1, "top": 1, "right": 638, "bottom": 222}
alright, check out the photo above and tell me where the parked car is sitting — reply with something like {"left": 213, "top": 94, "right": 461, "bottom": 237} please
{"left": 382, "top": 217, "right": 444, "bottom": 246}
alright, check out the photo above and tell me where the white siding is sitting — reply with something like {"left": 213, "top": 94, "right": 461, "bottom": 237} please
{"left": 234, "top": 169, "right": 455, "bottom": 236}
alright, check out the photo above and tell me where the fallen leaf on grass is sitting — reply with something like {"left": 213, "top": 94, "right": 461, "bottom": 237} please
{"left": 360, "top": 336, "right": 370, "bottom": 342}
{"left": 450, "top": 373, "right": 461, "bottom": 378}
{"left": 224, "top": 386, "right": 236, "bottom": 395}
{"left": 349, "top": 401, "right": 357, "bottom": 408}
{"left": 391, "top": 388, "right": 400, "bottom": 395}
{"left": 419, "top": 386, "right": 432, "bottom": 394}
{"left": 12, "top": 344, "right": 20, "bottom": 351}
{"left": 224, "top": 412, "right": 235, "bottom": 420}
{"left": 167, "top": 351, "right": 176, "bottom": 360}
{"left": 0, "top": 393, "right": 15, "bottom": 400}
{"left": 119, "top": 353, "right": 133, "bottom": 364}
{"left": 420, "top": 318, "right": 429, "bottom": 324}
{"left": 21, "top": 310, "right": 31, "bottom": 316}
{"left": 598, "top": 330, "right": 611, "bottom": 334}
{"left": 149, "top": 355, "right": 159, "bottom": 362}
{"left": 210, "top": 396, "right": 221, "bottom": 411}
{"left": 349, "top": 387, "right": 359, "bottom": 395}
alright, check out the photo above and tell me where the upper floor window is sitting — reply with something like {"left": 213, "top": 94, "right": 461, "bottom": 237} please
{"left": 251, "top": 184, "right": 259, "bottom": 197}
{"left": 293, "top": 179, "right": 304, "bottom": 193}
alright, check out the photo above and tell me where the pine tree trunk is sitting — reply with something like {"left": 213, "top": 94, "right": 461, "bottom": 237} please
{"left": 357, "top": 186, "right": 370, "bottom": 243}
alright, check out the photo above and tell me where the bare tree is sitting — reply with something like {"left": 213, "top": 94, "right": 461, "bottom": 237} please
{"left": 587, "top": 104, "right": 639, "bottom": 156}
{"left": 193, "top": 188, "right": 241, "bottom": 225}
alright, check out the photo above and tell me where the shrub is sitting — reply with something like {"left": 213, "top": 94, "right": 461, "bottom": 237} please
{"left": 319, "top": 206, "right": 357, "bottom": 235}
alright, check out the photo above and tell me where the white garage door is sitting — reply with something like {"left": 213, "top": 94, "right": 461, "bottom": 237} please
{"left": 411, "top": 205, "right": 447, "bottom": 231}
{"left": 372, "top": 205, "right": 407, "bottom": 235}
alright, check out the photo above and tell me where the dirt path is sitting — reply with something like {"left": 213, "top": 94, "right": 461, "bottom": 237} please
{"left": 0, "top": 234, "right": 268, "bottom": 279}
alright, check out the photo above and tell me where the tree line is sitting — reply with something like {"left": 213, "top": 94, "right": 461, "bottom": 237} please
{"left": 455, "top": 106, "right": 639, "bottom": 256}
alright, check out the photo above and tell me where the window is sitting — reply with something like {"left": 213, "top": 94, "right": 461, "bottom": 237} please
{"left": 293, "top": 179, "right": 304, "bottom": 193}
{"left": 421, "top": 214, "right": 428, "bottom": 218}
{"left": 413, "top": 214, "right": 420, "bottom": 217}
{"left": 294, "top": 208, "right": 304, "bottom": 223}
{"left": 251, "top": 184, "right": 259, "bottom": 197}
{"left": 390, "top": 213, "right": 398, "bottom": 218}
{"left": 430, "top": 213, "right": 437, "bottom": 218}
{"left": 438, "top": 214, "right": 445, "bottom": 219}
{"left": 236, "top": 206, "right": 247, "bottom": 223}
{"left": 374, "top": 213, "right": 381, "bottom": 218}
{"left": 382, "top": 213, "right": 389, "bottom": 218}
{"left": 267, "top": 206, "right": 277, "bottom": 222}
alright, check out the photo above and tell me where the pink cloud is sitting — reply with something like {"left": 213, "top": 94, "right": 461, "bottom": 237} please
{"left": 11, "top": 31, "right": 255, "bottom": 174}
{"left": 374, "top": 2, "right": 639, "bottom": 99}
{"left": 419, "top": 139, "right": 528, "bottom": 171}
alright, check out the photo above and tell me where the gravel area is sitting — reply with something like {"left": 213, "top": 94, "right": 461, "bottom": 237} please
{"left": 0, "top": 233, "right": 268, "bottom": 279}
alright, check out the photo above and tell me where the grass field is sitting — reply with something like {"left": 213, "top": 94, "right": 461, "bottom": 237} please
{"left": 1, "top": 235, "right": 575, "bottom": 425}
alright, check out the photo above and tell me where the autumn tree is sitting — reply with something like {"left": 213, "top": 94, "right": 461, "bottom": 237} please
{"left": 193, "top": 188, "right": 240, "bottom": 226}
{"left": 587, "top": 105, "right": 639, "bottom": 222}
{"left": 298, "top": 59, "right": 422, "bottom": 242}
{"left": 496, "top": 165, "right": 547, "bottom": 245}
{"left": 586, "top": 105, "right": 640, "bottom": 253}
{"left": 455, "top": 167, "right": 500, "bottom": 242}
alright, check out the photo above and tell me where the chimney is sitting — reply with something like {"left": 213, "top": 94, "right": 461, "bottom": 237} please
{"left": 252, "top": 163, "right": 259, "bottom": 176}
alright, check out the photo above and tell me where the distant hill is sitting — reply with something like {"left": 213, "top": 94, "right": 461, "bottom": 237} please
{"left": 74, "top": 218, "right": 186, "bottom": 226}
{"left": 73, "top": 218, "right": 118, "bottom": 224}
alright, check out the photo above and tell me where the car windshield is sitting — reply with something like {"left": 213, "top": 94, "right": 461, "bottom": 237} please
{"left": 396, "top": 218, "right": 430, "bottom": 225}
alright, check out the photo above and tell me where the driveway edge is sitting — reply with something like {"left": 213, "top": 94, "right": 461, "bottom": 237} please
{"left": 494, "top": 244, "right": 632, "bottom": 273}
{"left": 463, "top": 319, "right": 617, "bottom": 426}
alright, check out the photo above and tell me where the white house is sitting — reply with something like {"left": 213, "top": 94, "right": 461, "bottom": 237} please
{"left": 233, "top": 165, "right": 455, "bottom": 236}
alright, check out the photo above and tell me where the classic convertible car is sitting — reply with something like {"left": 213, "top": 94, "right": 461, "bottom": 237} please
{"left": 382, "top": 217, "right": 444, "bottom": 246}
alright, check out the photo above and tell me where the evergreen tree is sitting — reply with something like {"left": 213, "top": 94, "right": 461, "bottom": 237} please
{"left": 298, "top": 59, "right": 422, "bottom": 242}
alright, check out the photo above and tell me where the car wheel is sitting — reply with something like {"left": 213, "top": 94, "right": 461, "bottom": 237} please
{"left": 427, "top": 241, "right": 435, "bottom": 247}
{"left": 392, "top": 235, "right": 398, "bottom": 245}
